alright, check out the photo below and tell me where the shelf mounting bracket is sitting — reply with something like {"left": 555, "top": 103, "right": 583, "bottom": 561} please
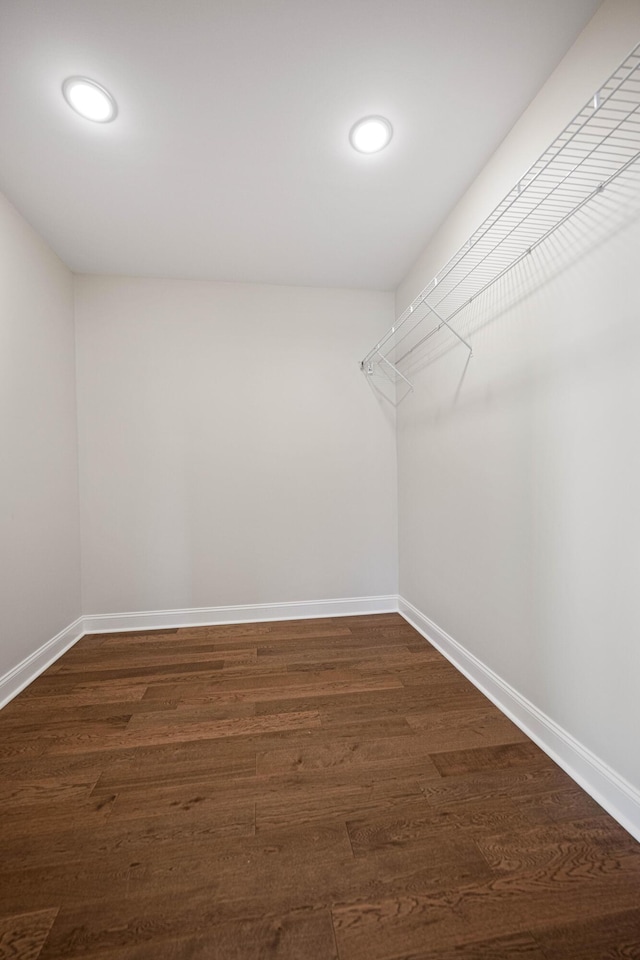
{"left": 429, "top": 304, "right": 473, "bottom": 359}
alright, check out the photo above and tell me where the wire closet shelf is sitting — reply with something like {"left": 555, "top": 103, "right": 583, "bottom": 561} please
{"left": 361, "top": 41, "right": 640, "bottom": 395}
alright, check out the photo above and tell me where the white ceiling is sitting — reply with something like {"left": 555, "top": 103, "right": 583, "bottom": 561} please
{"left": 0, "top": 0, "right": 602, "bottom": 289}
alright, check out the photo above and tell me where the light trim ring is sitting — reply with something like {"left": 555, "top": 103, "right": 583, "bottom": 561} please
{"left": 349, "top": 115, "right": 393, "bottom": 154}
{"left": 62, "top": 76, "right": 118, "bottom": 123}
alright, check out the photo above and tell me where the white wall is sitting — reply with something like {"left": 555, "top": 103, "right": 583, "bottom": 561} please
{"left": 0, "top": 192, "right": 81, "bottom": 678}
{"left": 396, "top": 0, "right": 640, "bottom": 793}
{"left": 75, "top": 277, "right": 397, "bottom": 615}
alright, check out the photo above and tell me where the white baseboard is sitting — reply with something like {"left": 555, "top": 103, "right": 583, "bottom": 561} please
{"left": 81, "top": 594, "right": 399, "bottom": 634}
{"left": 399, "top": 596, "right": 640, "bottom": 843}
{"left": 0, "top": 617, "right": 85, "bottom": 709}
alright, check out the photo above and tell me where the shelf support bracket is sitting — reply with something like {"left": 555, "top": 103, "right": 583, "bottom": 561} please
{"left": 360, "top": 354, "right": 414, "bottom": 394}
{"left": 377, "top": 353, "right": 414, "bottom": 390}
{"left": 428, "top": 305, "right": 473, "bottom": 358}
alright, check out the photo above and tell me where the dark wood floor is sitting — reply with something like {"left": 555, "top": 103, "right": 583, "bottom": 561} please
{"left": 1, "top": 613, "right": 639, "bottom": 959}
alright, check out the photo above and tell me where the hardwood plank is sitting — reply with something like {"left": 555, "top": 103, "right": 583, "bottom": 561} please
{"left": 532, "top": 906, "right": 640, "bottom": 959}
{"left": 331, "top": 854, "right": 640, "bottom": 960}
{"left": 0, "top": 779, "right": 95, "bottom": 810}
{"left": 136, "top": 909, "right": 338, "bottom": 960}
{"left": 331, "top": 613, "right": 405, "bottom": 628}
{"left": 0, "top": 698, "right": 179, "bottom": 723}
{"left": 332, "top": 889, "right": 474, "bottom": 960}
{"left": 107, "top": 782, "right": 256, "bottom": 836}
{"left": 11, "top": 683, "right": 148, "bottom": 707}
{"left": 152, "top": 700, "right": 255, "bottom": 721}
{"left": 41, "top": 660, "right": 227, "bottom": 685}
{"left": 0, "top": 792, "right": 115, "bottom": 841}
{"left": 513, "top": 784, "right": 606, "bottom": 825}
{"left": 430, "top": 741, "right": 549, "bottom": 777}
{"left": 122, "top": 825, "right": 491, "bottom": 918}
{"left": 0, "top": 909, "right": 58, "bottom": 960}
{"left": 253, "top": 680, "right": 489, "bottom": 717}
{"left": 316, "top": 713, "right": 415, "bottom": 740}
{"left": 142, "top": 669, "right": 403, "bottom": 701}
{"left": 124, "top": 708, "right": 321, "bottom": 743}
{"left": 255, "top": 774, "right": 424, "bottom": 830}
{"left": 54, "top": 650, "right": 238, "bottom": 674}
{"left": 176, "top": 622, "right": 273, "bottom": 639}
{"left": 346, "top": 797, "right": 533, "bottom": 856}
{"left": 0, "top": 859, "right": 132, "bottom": 917}
{"left": 0, "top": 714, "right": 131, "bottom": 745}
{"left": 85, "top": 629, "right": 179, "bottom": 641}
{"left": 39, "top": 901, "right": 337, "bottom": 960}
{"left": 418, "top": 764, "right": 573, "bottom": 807}
{"left": 256, "top": 735, "right": 443, "bottom": 778}
{"left": 259, "top": 642, "right": 415, "bottom": 664}
{"left": 475, "top": 816, "right": 640, "bottom": 873}
{"left": 49, "top": 710, "right": 320, "bottom": 755}
{"left": 0, "top": 740, "right": 55, "bottom": 762}
{"left": 1, "top": 804, "right": 262, "bottom": 873}
{"left": 92, "top": 743, "right": 256, "bottom": 792}
{"left": 412, "top": 931, "right": 547, "bottom": 959}
{"left": 0, "top": 800, "right": 117, "bottom": 866}
{"left": 405, "top": 706, "right": 529, "bottom": 751}
{"left": 0, "top": 748, "right": 128, "bottom": 786}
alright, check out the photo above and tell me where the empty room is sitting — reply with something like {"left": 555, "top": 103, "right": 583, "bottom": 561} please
{"left": 2, "top": 0, "right": 640, "bottom": 957}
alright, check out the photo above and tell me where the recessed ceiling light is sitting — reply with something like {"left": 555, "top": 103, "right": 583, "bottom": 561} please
{"left": 349, "top": 116, "right": 393, "bottom": 154}
{"left": 62, "top": 77, "right": 117, "bottom": 123}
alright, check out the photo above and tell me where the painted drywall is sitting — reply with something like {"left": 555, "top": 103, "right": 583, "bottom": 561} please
{"left": 0, "top": 191, "right": 81, "bottom": 678}
{"left": 396, "top": 0, "right": 640, "bottom": 791}
{"left": 75, "top": 277, "right": 398, "bottom": 614}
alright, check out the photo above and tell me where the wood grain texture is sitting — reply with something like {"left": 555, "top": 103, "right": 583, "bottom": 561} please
{"left": 0, "top": 613, "right": 638, "bottom": 958}
{"left": 0, "top": 909, "right": 58, "bottom": 960}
